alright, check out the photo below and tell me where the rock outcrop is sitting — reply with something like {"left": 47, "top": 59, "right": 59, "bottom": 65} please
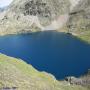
{"left": 65, "top": 70, "right": 90, "bottom": 89}
{"left": 67, "top": 0, "right": 90, "bottom": 35}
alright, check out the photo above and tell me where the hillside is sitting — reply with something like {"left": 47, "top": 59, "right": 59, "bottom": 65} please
{"left": 0, "top": 0, "right": 70, "bottom": 35}
{"left": 0, "top": 1, "right": 90, "bottom": 90}
{"left": 0, "top": 0, "right": 90, "bottom": 43}
{"left": 0, "top": 53, "right": 89, "bottom": 90}
{"left": 66, "top": 0, "right": 90, "bottom": 43}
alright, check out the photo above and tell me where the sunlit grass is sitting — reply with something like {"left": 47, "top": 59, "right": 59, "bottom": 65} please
{"left": 0, "top": 54, "right": 89, "bottom": 90}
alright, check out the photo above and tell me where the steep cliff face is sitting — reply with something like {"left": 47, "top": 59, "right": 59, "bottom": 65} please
{"left": 0, "top": 54, "right": 89, "bottom": 90}
{"left": 0, "top": 8, "right": 3, "bottom": 12}
{"left": 0, "top": 0, "right": 70, "bottom": 35}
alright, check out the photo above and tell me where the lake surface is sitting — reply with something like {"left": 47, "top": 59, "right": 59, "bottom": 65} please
{"left": 0, "top": 31, "right": 90, "bottom": 79}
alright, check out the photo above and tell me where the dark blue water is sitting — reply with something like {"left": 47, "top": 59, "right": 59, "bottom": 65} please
{"left": 0, "top": 31, "right": 90, "bottom": 79}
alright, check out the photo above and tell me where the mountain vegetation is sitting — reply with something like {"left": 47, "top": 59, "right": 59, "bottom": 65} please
{"left": 0, "top": 0, "right": 90, "bottom": 89}
{"left": 0, "top": 54, "right": 89, "bottom": 90}
{"left": 66, "top": 0, "right": 90, "bottom": 43}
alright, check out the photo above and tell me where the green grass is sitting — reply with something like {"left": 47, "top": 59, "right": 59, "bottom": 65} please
{"left": 77, "top": 30, "right": 90, "bottom": 44}
{"left": 0, "top": 53, "right": 89, "bottom": 90}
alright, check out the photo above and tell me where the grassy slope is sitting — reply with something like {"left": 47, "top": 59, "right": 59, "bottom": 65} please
{"left": 0, "top": 54, "right": 89, "bottom": 90}
{"left": 77, "top": 30, "right": 90, "bottom": 44}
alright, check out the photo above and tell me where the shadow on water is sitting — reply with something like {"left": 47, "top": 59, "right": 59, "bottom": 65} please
{"left": 0, "top": 31, "right": 90, "bottom": 79}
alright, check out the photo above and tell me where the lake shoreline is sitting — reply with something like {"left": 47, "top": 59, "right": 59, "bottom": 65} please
{"left": 0, "top": 30, "right": 90, "bottom": 80}
{"left": 0, "top": 53, "right": 90, "bottom": 89}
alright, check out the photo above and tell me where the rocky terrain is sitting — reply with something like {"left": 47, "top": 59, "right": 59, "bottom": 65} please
{"left": 0, "top": 0, "right": 89, "bottom": 39}
{"left": 0, "top": 0, "right": 89, "bottom": 36}
{"left": 0, "top": 53, "right": 89, "bottom": 90}
{"left": 0, "top": 0, "right": 70, "bottom": 35}
{"left": 66, "top": 0, "right": 90, "bottom": 43}
{"left": 68, "top": 0, "right": 90, "bottom": 32}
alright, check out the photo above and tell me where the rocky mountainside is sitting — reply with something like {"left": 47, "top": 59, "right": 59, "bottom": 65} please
{"left": 0, "top": 54, "right": 89, "bottom": 90}
{"left": 67, "top": 0, "right": 90, "bottom": 34}
{"left": 0, "top": 0, "right": 70, "bottom": 35}
{"left": 0, "top": 0, "right": 90, "bottom": 41}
